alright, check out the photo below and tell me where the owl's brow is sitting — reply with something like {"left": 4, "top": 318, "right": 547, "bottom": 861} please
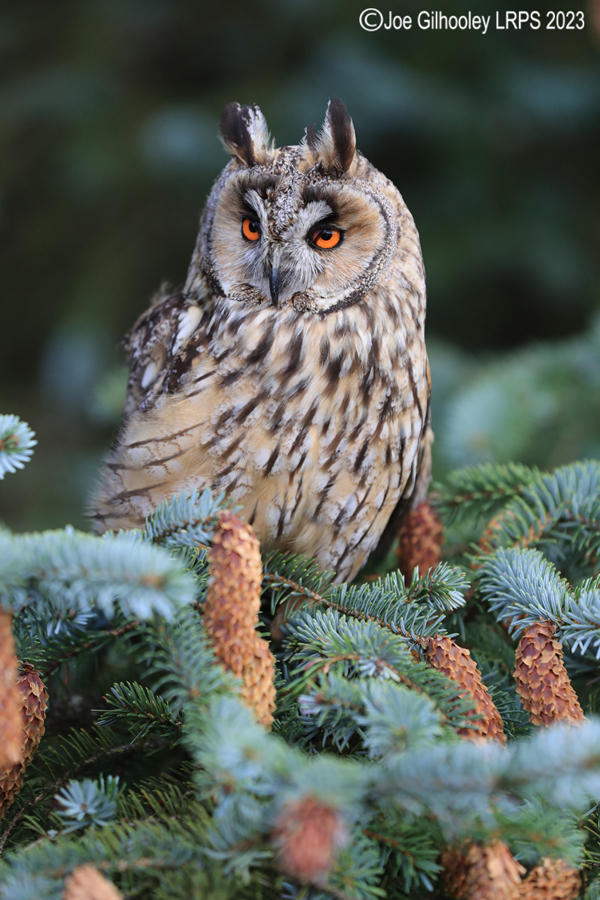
{"left": 301, "top": 183, "right": 340, "bottom": 215}
{"left": 235, "top": 171, "right": 279, "bottom": 198}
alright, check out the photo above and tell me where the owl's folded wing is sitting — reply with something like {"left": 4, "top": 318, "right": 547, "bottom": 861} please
{"left": 121, "top": 290, "right": 204, "bottom": 419}
{"left": 370, "top": 360, "right": 433, "bottom": 564}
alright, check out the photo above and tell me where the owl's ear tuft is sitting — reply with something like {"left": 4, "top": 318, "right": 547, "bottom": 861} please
{"left": 219, "top": 102, "right": 271, "bottom": 166}
{"left": 312, "top": 98, "right": 356, "bottom": 175}
{"left": 304, "top": 123, "right": 317, "bottom": 150}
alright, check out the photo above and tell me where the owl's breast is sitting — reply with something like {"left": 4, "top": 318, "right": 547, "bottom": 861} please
{"left": 93, "top": 298, "right": 428, "bottom": 582}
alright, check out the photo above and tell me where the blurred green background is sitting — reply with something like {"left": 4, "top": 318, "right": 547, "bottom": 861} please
{"left": 1, "top": 0, "right": 599, "bottom": 532}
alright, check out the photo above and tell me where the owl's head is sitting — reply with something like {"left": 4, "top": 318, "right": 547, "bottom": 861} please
{"left": 187, "top": 99, "right": 416, "bottom": 316}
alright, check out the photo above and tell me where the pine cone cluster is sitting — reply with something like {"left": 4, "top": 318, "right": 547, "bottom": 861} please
{"left": 442, "top": 843, "right": 579, "bottom": 900}
{"left": 0, "top": 609, "right": 23, "bottom": 769}
{"left": 63, "top": 865, "right": 123, "bottom": 900}
{"left": 442, "top": 840, "right": 525, "bottom": 900}
{"left": 519, "top": 857, "right": 580, "bottom": 899}
{"left": 272, "top": 797, "right": 346, "bottom": 884}
{"left": 513, "top": 621, "right": 585, "bottom": 727}
{"left": 424, "top": 635, "right": 505, "bottom": 743}
{"left": 0, "top": 664, "right": 48, "bottom": 817}
{"left": 204, "top": 511, "right": 276, "bottom": 728}
{"left": 397, "top": 502, "right": 443, "bottom": 583}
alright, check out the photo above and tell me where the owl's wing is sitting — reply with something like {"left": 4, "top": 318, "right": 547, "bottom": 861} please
{"left": 370, "top": 361, "right": 434, "bottom": 564}
{"left": 121, "top": 290, "right": 204, "bottom": 419}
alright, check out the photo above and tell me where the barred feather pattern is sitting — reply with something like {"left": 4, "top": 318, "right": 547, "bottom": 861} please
{"left": 0, "top": 664, "right": 48, "bottom": 817}
{"left": 0, "top": 610, "right": 22, "bottom": 770}
{"left": 63, "top": 865, "right": 123, "bottom": 900}
{"left": 513, "top": 621, "right": 585, "bottom": 727}
{"left": 424, "top": 635, "right": 506, "bottom": 743}
{"left": 519, "top": 857, "right": 580, "bottom": 900}
{"left": 203, "top": 511, "right": 276, "bottom": 728}
{"left": 441, "top": 841, "right": 525, "bottom": 900}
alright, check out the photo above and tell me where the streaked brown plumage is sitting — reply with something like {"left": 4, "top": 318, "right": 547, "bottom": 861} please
{"left": 91, "top": 99, "right": 432, "bottom": 583}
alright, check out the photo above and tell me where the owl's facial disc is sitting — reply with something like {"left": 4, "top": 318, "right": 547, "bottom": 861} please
{"left": 210, "top": 168, "right": 392, "bottom": 311}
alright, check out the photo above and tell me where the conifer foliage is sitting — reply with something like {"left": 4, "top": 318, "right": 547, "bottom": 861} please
{"left": 1, "top": 418, "right": 600, "bottom": 898}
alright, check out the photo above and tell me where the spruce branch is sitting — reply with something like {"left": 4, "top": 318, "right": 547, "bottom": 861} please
{"left": 24, "top": 619, "right": 141, "bottom": 678}
{"left": 143, "top": 608, "right": 238, "bottom": 716}
{"left": 0, "top": 416, "right": 36, "bottom": 480}
{"left": 115, "top": 776, "right": 196, "bottom": 825}
{"left": 363, "top": 814, "right": 442, "bottom": 894}
{"left": 297, "top": 673, "right": 374, "bottom": 751}
{"left": 143, "top": 487, "right": 234, "bottom": 550}
{"left": 355, "top": 679, "right": 445, "bottom": 758}
{"left": 277, "top": 566, "right": 467, "bottom": 646}
{"left": 0, "top": 815, "right": 210, "bottom": 894}
{"left": 433, "top": 461, "right": 543, "bottom": 524}
{"left": 55, "top": 775, "right": 121, "bottom": 833}
{"left": 494, "top": 798, "right": 584, "bottom": 867}
{"left": 296, "top": 671, "right": 456, "bottom": 754}
{"left": 478, "top": 547, "right": 569, "bottom": 637}
{"left": 503, "top": 720, "right": 600, "bottom": 808}
{"left": 263, "top": 551, "right": 337, "bottom": 617}
{"left": 5, "top": 411, "right": 600, "bottom": 897}
{"left": 474, "top": 461, "right": 600, "bottom": 571}
{"left": 284, "top": 607, "right": 475, "bottom": 733}
{"left": 562, "top": 578, "right": 600, "bottom": 657}
{"left": 0, "top": 730, "right": 172, "bottom": 853}
{"left": 0, "top": 529, "right": 197, "bottom": 619}
{"left": 323, "top": 826, "right": 385, "bottom": 900}
{"left": 479, "top": 546, "right": 600, "bottom": 658}
{"left": 98, "top": 682, "right": 183, "bottom": 738}
{"left": 374, "top": 719, "right": 600, "bottom": 836}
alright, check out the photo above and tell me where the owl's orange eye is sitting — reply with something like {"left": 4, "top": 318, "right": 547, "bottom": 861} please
{"left": 242, "top": 216, "right": 261, "bottom": 241}
{"left": 310, "top": 226, "right": 342, "bottom": 250}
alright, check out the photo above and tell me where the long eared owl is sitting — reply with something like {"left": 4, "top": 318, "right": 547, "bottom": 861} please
{"left": 91, "top": 99, "right": 432, "bottom": 583}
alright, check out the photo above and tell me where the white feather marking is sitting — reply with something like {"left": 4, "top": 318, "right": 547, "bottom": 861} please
{"left": 174, "top": 305, "right": 202, "bottom": 352}
{"left": 141, "top": 360, "right": 161, "bottom": 390}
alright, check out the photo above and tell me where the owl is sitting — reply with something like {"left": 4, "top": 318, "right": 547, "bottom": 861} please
{"left": 91, "top": 99, "right": 432, "bottom": 584}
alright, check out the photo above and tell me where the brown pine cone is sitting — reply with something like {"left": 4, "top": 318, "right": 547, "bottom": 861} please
{"left": 272, "top": 797, "right": 347, "bottom": 884}
{"left": 0, "top": 664, "right": 49, "bottom": 818}
{"left": 63, "top": 865, "right": 123, "bottom": 900}
{"left": 513, "top": 621, "right": 584, "bottom": 727}
{"left": 204, "top": 511, "right": 276, "bottom": 728}
{"left": 442, "top": 841, "right": 525, "bottom": 900}
{"left": 397, "top": 501, "right": 443, "bottom": 583}
{"left": 425, "top": 635, "right": 506, "bottom": 743}
{"left": 519, "top": 857, "right": 580, "bottom": 899}
{"left": 441, "top": 844, "right": 471, "bottom": 899}
{"left": 0, "top": 609, "right": 23, "bottom": 769}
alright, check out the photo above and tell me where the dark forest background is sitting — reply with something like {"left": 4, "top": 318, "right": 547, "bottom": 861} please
{"left": 0, "top": 0, "right": 599, "bottom": 532}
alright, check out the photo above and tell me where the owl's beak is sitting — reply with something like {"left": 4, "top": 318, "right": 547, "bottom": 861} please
{"left": 268, "top": 245, "right": 284, "bottom": 306}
